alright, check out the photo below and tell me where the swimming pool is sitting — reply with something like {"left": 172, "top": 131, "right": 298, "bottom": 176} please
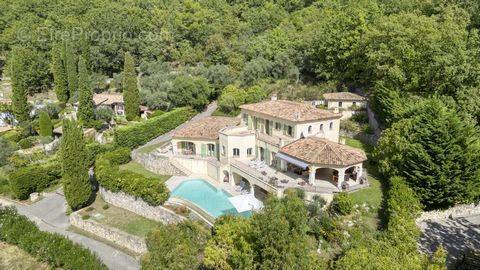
{"left": 170, "top": 179, "right": 251, "bottom": 218}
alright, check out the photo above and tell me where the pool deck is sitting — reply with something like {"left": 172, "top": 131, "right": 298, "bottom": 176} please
{"left": 165, "top": 175, "right": 242, "bottom": 197}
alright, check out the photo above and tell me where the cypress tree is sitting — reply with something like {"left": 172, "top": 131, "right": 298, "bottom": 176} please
{"left": 51, "top": 43, "right": 69, "bottom": 103}
{"left": 65, "top": 40, "right": 77, "bottom": 102}
{"left": 60, "top": 119, "right": 92, "bottom": 210}
{"left": 80, "top": 33, "right": 90, "bottom": 72}
{"left": 123, "top": 52, "right": 140, "bottom": 121}
{"left": 38, "top": 111, "right": 53, "bottom": 137}
{"left": 9, "top": 46, "right": 30, "bottom": 122}
{"left": 77, "top": 57, "right": 94, "bottom": 124}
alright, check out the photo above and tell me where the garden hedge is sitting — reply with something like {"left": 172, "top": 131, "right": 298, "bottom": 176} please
{"left": 8, "top": 161, "right": 61, "bottom": 200}
{"left": 113, "top": 107, "right": 196, "bottom": 149}
{"left": 0, "top": 207, "right": 107, "bottom": 269}
{"left": 95, "top": 148, "right": 169, "bottom": 205}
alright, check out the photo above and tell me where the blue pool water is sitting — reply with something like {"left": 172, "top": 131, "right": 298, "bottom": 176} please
{"left": 171, "top": 179, "right": 251, "bottom": 218}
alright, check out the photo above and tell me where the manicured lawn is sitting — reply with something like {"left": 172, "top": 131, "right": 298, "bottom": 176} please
{"left": 137, "top": 142, "right": 165, "bottom": 154}
{"left": 0, "top": 242, "right": 49, "bottom": 270}
{"left": 350, "top": 175, "right": 382, "bottom": 210}
{"left": 80, "top": 195, "right": 161, "bottom": 238}
{"left": 119, "top": 161, "right": 170, "bottom": 182}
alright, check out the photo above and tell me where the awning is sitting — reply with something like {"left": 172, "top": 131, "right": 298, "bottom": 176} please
{"left": 228, "top": 194, "right": 263, "bottom": 213}
{"left": 276, "top": 152, "right": 309, "bottom": 169}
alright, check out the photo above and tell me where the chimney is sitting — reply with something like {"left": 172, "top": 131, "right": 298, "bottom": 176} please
{"left": 271, "top": 94, "right": 277, "bottom": 101}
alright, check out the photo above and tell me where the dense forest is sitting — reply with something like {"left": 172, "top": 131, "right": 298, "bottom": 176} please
{"left": 1, "top": 0, "right": 478, "bottom": 119}
{"left": 2, "top": 0, "right": 480, "bottom": 269}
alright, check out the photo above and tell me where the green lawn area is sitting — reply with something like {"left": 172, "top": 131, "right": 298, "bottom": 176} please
{"left": 137, "top": 142, "right": 165, "bottom": 154}
{"left": 80, "top": 195, "right": 161, "bottom": 238}
{"left": 0, "top": 242, "right": 49, "bottom": 270}
{"left": 119, "top": 161, "right": 170, "bottom": 182}
{"left": 350, "top": 175, "right": 382, "bottom": 210}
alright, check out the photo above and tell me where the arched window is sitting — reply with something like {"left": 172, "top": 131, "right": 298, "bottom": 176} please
{"left": 320, "top": 124, "right": 324, "bottom": 131}
{"left": 308, "top": 125, "right": 312, "bottom": 134}
{"left": 329, "top": 122, "right": 333, "bottom": 130}
{"left": 247, "top": 148, "right": 253, "bottom": 156}
{"left": 233, "top": 148, "right": 240, "bottom": 157}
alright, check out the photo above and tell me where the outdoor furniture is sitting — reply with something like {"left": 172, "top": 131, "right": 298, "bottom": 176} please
{"left": 280, "top": 179, "right": 289, "bottom": 184}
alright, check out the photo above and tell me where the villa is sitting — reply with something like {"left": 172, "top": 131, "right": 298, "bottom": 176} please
{"left": 164, "top": 99, "right": 368, "bottom": 204}
{"left": 322, "top": 92, "right": 366, "bottom": 119}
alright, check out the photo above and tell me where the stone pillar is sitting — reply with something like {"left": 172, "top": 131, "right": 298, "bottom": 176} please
{"left": 280, "top": 159, "right": 287, "bottom": 171}
{"left": 337, "top": 168, "right": 346, "bottom": 189}
{"left": 356, "top": 163, "right": 363, "bottom": 181}
{"left": 171, "top": 141, "right": 178, "bottom": 155}
{"left": 251, "top": 184, "right": 255, "bottom": 196}
{"left": 308, "top": 166, "right": 317, "bottom": 185}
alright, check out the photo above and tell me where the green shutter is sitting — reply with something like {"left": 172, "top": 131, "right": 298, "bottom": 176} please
{"left": 216, "top": 143, "right": 220, "bottom": 159}
{"left": 248, "top": 115, "right": 253, "bottom": 129}
{"left": 265, "top": 148, "right": 270, "bottom": 164}
{"left": 201, "top": 144, "right": 207, "bottom": 157}
{"left": 255, "top": 147, "right": 258, "bottom": 159}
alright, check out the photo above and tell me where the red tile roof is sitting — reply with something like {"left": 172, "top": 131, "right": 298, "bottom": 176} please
{"left": 280, "top": 137, "right": 367, "bottom": 166}
{"left": 240, "top": 100, "right": 341, "bottom": 122}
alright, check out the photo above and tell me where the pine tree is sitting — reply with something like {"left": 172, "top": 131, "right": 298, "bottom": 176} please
{"left": 51, "top": 43, "right": 69, "bottom": 103}
{"left": 9, "top": 46, "right": 30, "bottom": 122}
{"left": 65, "top": 40, "right": 77, "bottom": 102}
{"left": 122, "top": 52, "right": 140, "bottom": 121}
{"left": 60, "top": 119, "right": 92, "bottom": 210}
{"left": 38, "top": 111, "right": 53, "bottom": 137}
{"left": 77, "top": 57, "right": 94, "bottom": 124}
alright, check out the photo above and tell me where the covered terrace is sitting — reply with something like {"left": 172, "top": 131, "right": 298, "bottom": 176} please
{"left": 277, "top": 137, "right": 368, "bottom": 190}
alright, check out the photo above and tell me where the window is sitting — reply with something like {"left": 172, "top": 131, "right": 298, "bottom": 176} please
{"left": 286, "top": 125, "right": 293, "bottom": 137}
{"left": 339, "top": 101, "right": 343, "bottom": 107}
{"left": 233, "top": 148, "right": 240, "bottom": 157}
{"left": 207, "top": 144, "right": 215, "bottom": 156}
{"left": 329, "top": 122, "right": 333, "bottom": 130}
{"left": 275, "top": 122, "right": 281, "bottom": 130}
{"left": 320, "top": 124, "right": 324, "bottom": 131}
{"left": 247, "top": 148, "right": 252, "bottom": 156}
{"left": 308, "top": 125, "right": 312, "bottom": 134}
{"left": 242, "top": 113, "right": 248, "bottom": 124}
{"left": 221, "top": 146, "right": 226, "bottom": 156}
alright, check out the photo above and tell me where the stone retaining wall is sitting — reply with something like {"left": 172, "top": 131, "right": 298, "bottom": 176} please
{"left": 99, "top": 187, "right": 185, "bottom": 224}
{"left": 132, "top": 152, "right": 185, "bottom": 176}
{"left": 70, "top": 212, "right": 147, "bottom": 254}
{"left": 416, "top": 203, "right": 480, "bottom": 223}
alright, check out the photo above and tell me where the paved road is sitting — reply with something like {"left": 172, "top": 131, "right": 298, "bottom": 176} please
{"left": 419, "top": 214, "right": 480, "bottom": 267}
{"left": 135, "top": 101, "right": 217, "bottom": 152}
{"left": 1, "top": 192, "right": 140, "bottom": 270}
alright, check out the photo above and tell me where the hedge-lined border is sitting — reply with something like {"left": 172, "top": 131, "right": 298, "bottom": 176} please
{"left": 95, "top": 148, "right": 169, "bottom": 206}
{"left": 113, "top": 107, "right": 196, "bottom": 149}
{"left": 0, "top": 207, "right": 107, "bottom": 269}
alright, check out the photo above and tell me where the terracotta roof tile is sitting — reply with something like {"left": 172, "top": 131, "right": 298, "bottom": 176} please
{"left": 280, "top": 137, "right": 367, "bottom": 166}
{"left": 93, "top": 93, "right": 123, "bottom": 106}
{"left": 323, "top": 92, "right": 365, "bottom": 101}
{"left": 173, "top": 116, "right": 240, "bottom": 140}
{"left": 240, "top": 100, "right": 341, "bottom": 122}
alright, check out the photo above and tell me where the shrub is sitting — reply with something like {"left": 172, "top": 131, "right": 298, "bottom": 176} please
{"left": 95, "top": 148, "right": 169, "bottom": 205}
{"left": 2, "top": 129, "right": 22, "bottom": 142}
{"left": 82, "top": 214, "right": 91, "bottom": 220}
{"left": 18, "top": 136, "right": 36, "bottom": 149}
{"left": 38, "top": 110, "right": 53, "bottom": 137}
{"left": 102, "top": 204, "right": 109, "bottom": 210}
{"left": 114, "top": 107, "right": 196, "bottom": 149}
{"left": 8, "top": 162, "right": 61, "bottom": 200}
{"left": 329, "top": 192, "right": 353, "bottom": 216}
{"left": 86, "top": 142, "right": 115, "bottom": 166}
{"left": 0, "top": 207, "right": 107, "bottom": 269}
